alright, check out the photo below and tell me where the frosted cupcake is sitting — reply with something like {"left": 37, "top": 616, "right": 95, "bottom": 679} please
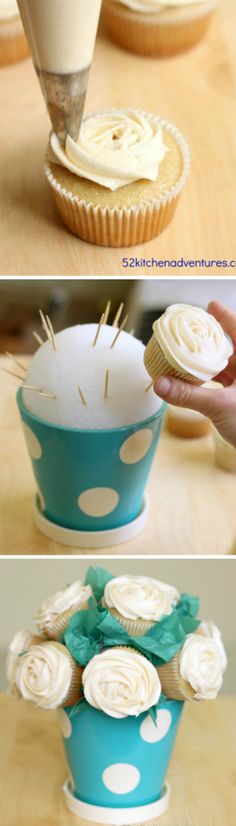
{"left": 34, "top": 581, "right": 93, "bottom": 640}
{"left": 156, "top": 621, "right": 227, "bottom": 701}
{"left": 103, "top": 0, "right": 218, "bottom": 57}
{"left": 15, "top": 641, "right": 83, "bottom": 708}
{"left": 102, "top": 574, "right": 179, "bottom": 635}
{"left": 144, "top": 304, "right": 233, "bottom": 385}
{"left": 213, "top": 429, "right": 236, "bottom": 474}
{"left": 45, "top": 108, "right": 190, "bottom": 247}
{"left": 0, "top": 0, "right": 28, "bottom": 66}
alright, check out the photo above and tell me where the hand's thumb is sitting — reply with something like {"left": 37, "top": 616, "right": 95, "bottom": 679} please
{"left": 154, "top": 376, "right": 223, "bottom": 419}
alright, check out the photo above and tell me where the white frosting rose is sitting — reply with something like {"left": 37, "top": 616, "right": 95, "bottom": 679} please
{"left": 153, "top": 304, "right": 233, "bottom": 381}
{"left": 82, "top": 648, "right": 161, "bottom": 717}
{"left": 104, "top": 575, "right": 179, "bottom": 620}
{"left": 179, "top": 632, "right": 226, "bottom": 700}
{"left": 0, "top": 0, "right": 19, "bottom": 20}
{"left": 35, "top": 581, "right": 92, "bottom": 633}
{"left": 113, "top": 0, "right": 206, "bottom": 12}
{"left": 6, "top": 629, "right": 34, "bottom": 687}
{"left": 16, "top": 643, "right": 72, "bottom": 709}
{"left": 198, "top": 621, "right": 227, "bottom": 671}
{"left": 50, "top": 109, "right": 168, "bottom": 191}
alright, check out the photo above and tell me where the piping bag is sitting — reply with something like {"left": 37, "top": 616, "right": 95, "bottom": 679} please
{"left": 17, "top": 0, "right": 102, "bottom": 144}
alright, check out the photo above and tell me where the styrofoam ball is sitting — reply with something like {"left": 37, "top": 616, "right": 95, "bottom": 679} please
{"left": 23, "top": 324, "right": 162, "bottom": 429}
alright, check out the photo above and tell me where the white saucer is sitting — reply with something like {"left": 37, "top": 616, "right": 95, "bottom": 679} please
{"left": 63, "top": 780, "right": 170, "bottom": 824}
{"left": 34, "top": 495, "right": 148, "bottom": 549}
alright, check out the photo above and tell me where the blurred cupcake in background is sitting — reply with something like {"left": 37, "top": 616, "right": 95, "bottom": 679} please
{"left": 103, "top": 0, "right": 218, "bottom": 57}
{"left": 0, "top": 0, "right": 29, "bottom": 66}
{"left": 213, "top": 429, "right": 236, "bottom": 474}
{"left": 166, "top": 381, "right": 221, "bottom": 439}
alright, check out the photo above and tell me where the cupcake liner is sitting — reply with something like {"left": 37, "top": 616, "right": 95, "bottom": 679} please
{"left": 107, "top": 607, "right": 156, "bottom": 637}
{"left": 44, "top": 113, "right": 190, "bottom": 248}
{"left": 213, "top": 431, "right": 236, "bottom": 474}
{"left": 0, "top": 17, "right": 29, "bottom": 66}
{"left": 38, "top": 601, "right": 90, "bottom": 641}
{"left": 144, "top": 333, "right": 203, "bottom": 385}
{"left": 103, "top": 0, "right": 218, "bottom": 57}
{"left": 157, "top": 654, "right": 195, "bottom": 702}
{"left": 51, "top": 642, "right": 84, "bottom": 708}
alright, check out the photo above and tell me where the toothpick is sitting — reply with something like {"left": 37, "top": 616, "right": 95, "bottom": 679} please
{"left": 21, "top": 384, "right": 56, "bottom": 399}
{"left": 33, "top": 331, "right": 44, "bottom": 347}
{"left": 39, "top": 309, "right": 51, "bottom": 343}
{"left": 145, "top": 380, "right": 154, "bottom": 392}
{"left": 112, "top": 303, "right": 124, "bottom": 328}
{"left": 93, "top": 313, "right": 105, "bottom": 347}
{"left": 0, "top": 365, "right": 26, "bottom": 382}
{"left": 129, "top": 329, "right": 135, "bottom": 337}
{"left": 110, "top": 314, "right": 129, "bottom": 349}
{"left": 5, "top": 352, "right": 26, "bottom": 373}
{"left": 46, "top": 315, "right": 56, "bottom": 351}
{"left": 78, "top": 385, "right": 87, "bottom": 406}
{"left": 103, "top": 300, "right": 111, "bottom": 325}
{"left": 104, "top": 368, "right": 109, "bottom": 401}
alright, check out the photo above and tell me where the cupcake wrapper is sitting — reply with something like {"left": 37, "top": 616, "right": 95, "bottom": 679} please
{"left": 103, "top": 0, "right": 217, "bottom": 57}
{"left": 157, "top": 655, "right": 195, "bottom": 702}
{"left": 51, "top": 643, "right": 84, "bottom": 708}
{"left": 108, "top": 608, "right": 156, "bottom": 637}
{"left": 44, "top": 113, "right": 190, "bottom": 248}
{"left": 38, "top": 601, "right": 89, "bottom": 641}
{"left": 0, "top": 17, "right": 29, "bottom": 66}
{"left": 144, "top": 334, "right": 203, "bottom": 385}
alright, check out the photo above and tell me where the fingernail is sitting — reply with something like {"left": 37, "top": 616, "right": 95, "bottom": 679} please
{"left": 154, "top": 377, "right": 171, "bottom": 396}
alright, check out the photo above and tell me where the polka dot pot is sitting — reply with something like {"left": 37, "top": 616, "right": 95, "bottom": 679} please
{"left": 60, "top": 700, "right": 183, "bottom": 822}
{"left": 17, "top": 389, "right": 166, "bottom": 532}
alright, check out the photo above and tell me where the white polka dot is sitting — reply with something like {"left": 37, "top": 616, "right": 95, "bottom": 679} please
{"left": 140, "top": 710, "right": 172, "bottom": 743}
{"left": 103, "top": 764, "right": 140, "bottom": 795}
{"left": 78, "top": 487, "right": 119, "bottom": 517}
{"left": 37, "top": 490, "right": 45, "bottom": 513}
{"left": 120, "top": 429, "right": 153, "bottom": 465}
{"left": 23, "top": 423, "right": 42, "bottom": 460}
{"left": 58, "top": 709, "right": 72, "bottom": 739}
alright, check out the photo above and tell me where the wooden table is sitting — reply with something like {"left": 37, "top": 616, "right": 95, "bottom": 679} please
{"left": 0, "top": 2, "right": 236, "bottom": 277}
{"left": 0, "top": 694, "right": 235, "bottom": 825}
{"left": 1, "top": 355, "right": 236, "bottom": 556}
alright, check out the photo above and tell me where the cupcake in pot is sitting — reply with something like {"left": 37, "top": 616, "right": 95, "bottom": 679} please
{"left": 103, "top": 0, "right": 218, "bottom": 57}
{"left": 102, "top": 574, "right": 179, "bottom": 635}
{"left": 45, "top": 108, "right": 190, "bottom": 247}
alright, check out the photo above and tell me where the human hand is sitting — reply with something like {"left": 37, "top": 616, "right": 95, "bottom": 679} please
{"left": 154, "top": 301, "right": 236, "bottom": 448}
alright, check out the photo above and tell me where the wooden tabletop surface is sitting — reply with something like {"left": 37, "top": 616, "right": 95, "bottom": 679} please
{"left": 0, "top": 694, "right": 235, "bottom": 825}
{"left": 1, "top": 355, "right": 236, "bottom": 557}
{"left": 0, "top": 1, "right": 235, "bottom": 277}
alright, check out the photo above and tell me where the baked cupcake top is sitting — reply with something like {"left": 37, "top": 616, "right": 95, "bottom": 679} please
{"left": 50, "top": 109, "right": 168, "bottom": 191}
{"left": 0, "top": 0, "right": 19, "bottom": 19}
{"left": 111, "top": 0, "right": 208, "bottom": 11}
{"left": 151, "top": 304, "right": 233, "bottom": 382}
{"left": 103, "top": 574, "right": 179, "bottom": 620}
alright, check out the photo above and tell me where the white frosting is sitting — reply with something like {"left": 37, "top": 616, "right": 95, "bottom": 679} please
{"left": 16, "top": 643, "right": 72, "bottom": 709}
{"left": 0, "top": 0, "right": 19, "bottom": 19}
{"left": 23, "top": 323, "right": 163, "bottom": 430}
{"left": 179, "top": 632, "right": 226, "bottom": 700}
{"left": 153, "top": 304, "right": 233, "bottom": 381}
{"left": 104, "top": 575, "right": 179, "bottom": 621}
{"left": 6, "top": 629, "right": 34, "bottom": 687}
{"left": 113, "top": 0, "right": 206, "bottom": 12}
{"left": 82, "top": 648, "right": 161, "bottom": 717}
{"left": 198, "top": 621, "right": 227, "bottom": 672}
{"left": 50, "top": 110, "right": 168, "bottom": 191}
{"left": 35, "top": 581, "right": 92, "bottom": 633}
{"left": 17, "top": 0, "right": 101, "bottom": 73}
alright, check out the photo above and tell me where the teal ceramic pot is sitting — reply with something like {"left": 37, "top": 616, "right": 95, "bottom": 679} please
{"left": 17, "top": 389, "right": 166, "bottom": 532}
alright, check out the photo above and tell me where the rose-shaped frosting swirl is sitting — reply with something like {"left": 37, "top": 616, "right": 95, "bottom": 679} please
{"left": 153, "top": 304, "right": 233, "bottom": 381}
{"left": 0, "top": 0, "right": 19, "bottom": 19}
{"left": 6, "top": 629, "right": 35, "bottom": 688}
{"left": 198, "top": 621, "right": 227, "bottom": 671}
{"left": 35, "top": 581, "right": 92, "bottom": 633}
{"left": 82, "top": 648, "right": 161, "bottom": 717}
{"left": 113, "top": 0, "right": 206, "bottom": 13}
{"left": 16, "top": 643, "right": 72, "bottom": 709}
{"left": 104, "top": 575, "right": 179, "bottom": 621}
{"left": 179, "top": 632, "right": 226, "bottom": 700}
{"left": 50, "top": 109, "right": 168, "bottom": 191}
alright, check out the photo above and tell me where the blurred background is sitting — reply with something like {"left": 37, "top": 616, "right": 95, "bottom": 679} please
{"left": 0, "top": 558, "right": 235, "bottom": 694}
{"left": 0, "top": 279, "right": 236, "bottom": 354}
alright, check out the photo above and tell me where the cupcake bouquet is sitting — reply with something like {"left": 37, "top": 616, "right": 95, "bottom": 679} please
{"left": 6, "top": 568, "right": 227, "bottom": 823}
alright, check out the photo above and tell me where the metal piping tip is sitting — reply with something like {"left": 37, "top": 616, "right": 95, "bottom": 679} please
{"left": 35, "top": 66, "right": 90, "bottom": 144}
